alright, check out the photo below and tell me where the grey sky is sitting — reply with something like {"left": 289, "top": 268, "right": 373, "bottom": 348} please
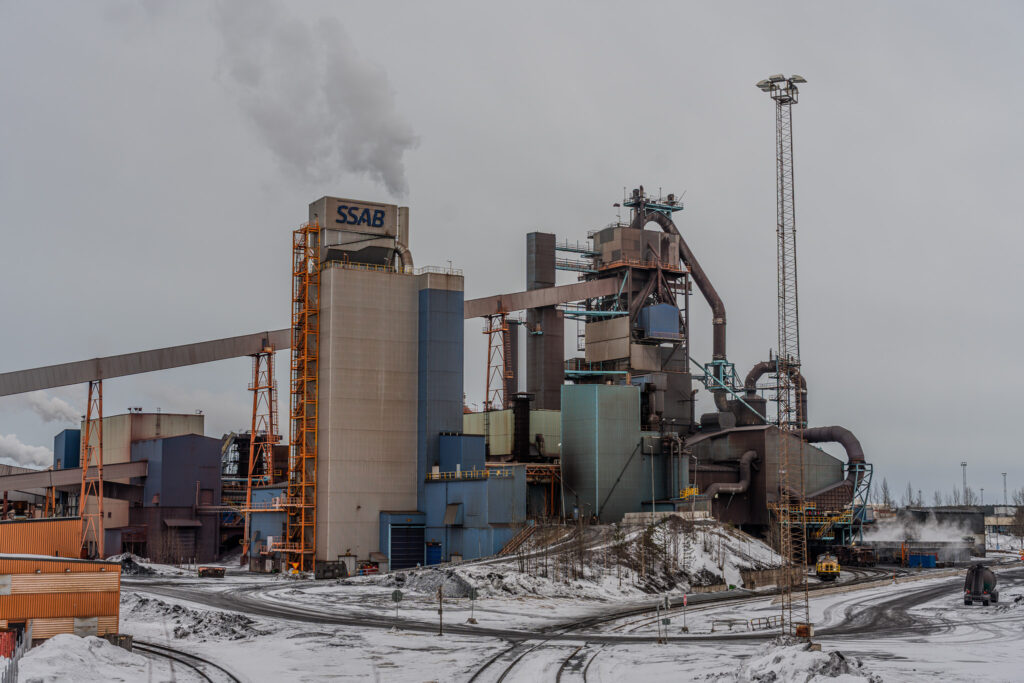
{"left": 1, "top": 1, "right": 1021, "bottom": 502}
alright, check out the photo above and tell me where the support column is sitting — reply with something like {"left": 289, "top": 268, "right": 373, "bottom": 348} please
{"left": 526, "top": 233, "right": 563, "bottom": 410}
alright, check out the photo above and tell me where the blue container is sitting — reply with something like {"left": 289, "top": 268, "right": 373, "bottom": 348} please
{"left": 908, "top": 554, "right": 937, "bottom": 568}
{"left": 638, "top": 303, "right": 680, "bottom": 340}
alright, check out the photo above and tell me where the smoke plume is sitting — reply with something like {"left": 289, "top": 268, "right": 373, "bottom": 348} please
{"left": 865, "top": 513, "right": 972, "bottom": 542}
{"left": 212, "top": 1, "right": 418, "bottom": 197}
{"left": 0, "top": 434, "right": 51, "bottom": 468}
{"left": 25, "top": 391, "right": 81, "bottom": 424}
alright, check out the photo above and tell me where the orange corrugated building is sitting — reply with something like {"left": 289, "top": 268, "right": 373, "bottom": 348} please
{"left": 0, "top": 519, "right": 120, "bottom": 641}
{"left": 0, "top": 518, "right": 81, "bottom": 557}
{"left": 0, "top": 554, "right": 120, "bottom": 640}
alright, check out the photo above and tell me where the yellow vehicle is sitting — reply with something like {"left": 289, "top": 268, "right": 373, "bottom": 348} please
{"left": 815, "top": 553, "right": 840, "bottom": 581}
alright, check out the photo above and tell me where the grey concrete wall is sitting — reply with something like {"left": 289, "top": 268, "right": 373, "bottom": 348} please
{"left": 317, "top": 267, "right": 421, "bottom": 562}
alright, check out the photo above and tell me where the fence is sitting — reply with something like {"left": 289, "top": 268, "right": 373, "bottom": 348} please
{"left": 0, "top": 621, "right": 33, "bottom": 683}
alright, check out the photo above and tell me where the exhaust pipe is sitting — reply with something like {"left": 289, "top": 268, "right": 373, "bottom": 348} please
{"left": 704, "top": 450, "right": 757, "bottom": 498}
{"left": 630, "top": 208, "right": 728, "bottom": 409}
{"left": 743, "top": 361, "right": 807, "bottom": 426}
{"left": 803, "top": 426, "right": 865, "bottom": 483}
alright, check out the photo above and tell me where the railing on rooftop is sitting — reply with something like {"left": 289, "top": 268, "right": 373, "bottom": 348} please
{"left": 322, "top": 261, "right": 463, "bottom": 277}
{"left": 425, "top": 468, "right": 514, "bottom": 482}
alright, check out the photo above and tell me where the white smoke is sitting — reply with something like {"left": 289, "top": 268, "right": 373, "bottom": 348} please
{"left": 865, "top": 512, "right": 973, "bottom": 542}
{"left": 0, "top": 434, "right": 51, "bottom": 468}
{"left": 212, "top": 1, "right": 418, "bottom": 197}
{"left": 24, "top": 391, "right": 81, "bottom": 424}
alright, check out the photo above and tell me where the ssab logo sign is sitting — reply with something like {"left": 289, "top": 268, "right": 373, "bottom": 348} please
{"left": 336, "top": 204, "right": 386, "bottom": 228}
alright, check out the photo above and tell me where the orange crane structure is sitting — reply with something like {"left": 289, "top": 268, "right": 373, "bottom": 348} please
{"left": 284, "top": 221, "right": 321, "bottom": 572}
{"left": 242, "top": 346, "right": 278, "bottom": 563}
{"left": 79, "top": 379, "right": 104, "bottom": 558}
{"left": 483, "top": 312, "right": 515, "bottom": 411}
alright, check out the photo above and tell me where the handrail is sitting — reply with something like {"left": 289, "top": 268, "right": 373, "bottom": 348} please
{"left": 599, "top": 258, "right": 686, "bottom": 273}
{"left": 321, "top": 261, "right": 463, "bottom": 277}
{"left": 425, "top": 468, "right": 514, "bottom": 482}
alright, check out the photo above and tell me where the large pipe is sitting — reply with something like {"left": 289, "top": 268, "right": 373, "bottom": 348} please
{"left": 704, "top": 450, "right": 757, "bottom": 498}
{"left": 629, "top": 209, "right": 728, "bottom": 410}
{"left": 744, "top": 360, "right": 808, "bottom": 426}
{"left": 395, "top": 242, "right": 414, "bottom": 270}
{"left": 803, "top": 426, "right": 865, "bottom": 482}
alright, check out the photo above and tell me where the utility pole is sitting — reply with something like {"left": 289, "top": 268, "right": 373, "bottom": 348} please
{"left": 1003, "top": 473, "right": 1008, "bottom": 506}
{"left": 757, "top": 72, "right": 810, "bottom": 639}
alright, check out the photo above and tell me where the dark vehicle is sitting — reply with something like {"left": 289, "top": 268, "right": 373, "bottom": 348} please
{"left": 198, "top": 566, "right": 226, "bottom": 578}
{"left": 835, "top": 545, "right": 877, "bottom": 567}
{"left": 964, "top": 564, "right": 998, "bottom": 606}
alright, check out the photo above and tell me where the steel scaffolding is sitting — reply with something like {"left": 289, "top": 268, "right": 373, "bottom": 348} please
{"left": 483, "top": 312, "right": 513, "bottom": 411}
{"left": 79, "top": 379, "right": 104, "bottom": 558}
{"left": 758, "top": 73, "right": 810, "bottom": 637}
{"left": 243, "top": 347, "right": 278, "bottom": 563}
{"left": 285, "top": 222, "right": 320, "bottom": 572}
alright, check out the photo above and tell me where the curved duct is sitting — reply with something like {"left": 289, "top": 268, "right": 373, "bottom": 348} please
{"left": 743, "top": 360, "right": 808, "bottom": 426}
{"left": 704, "top": 450, "right": 757, "bottom": 498}
{"left": 802, "top": 426, "right": 865, "bottom": 483}
{"left": 395, "top": 243, "right": 414, "bottom": 271}
{"left": 629, "top": 208, "right": 728, "bottom": 411}
{"left": 629, "top": 210, "right": 726, "bottom": 360}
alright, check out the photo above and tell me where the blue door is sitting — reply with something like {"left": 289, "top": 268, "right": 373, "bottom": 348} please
{"left": 426, "top": 542, "right": 442, "bottom": 565}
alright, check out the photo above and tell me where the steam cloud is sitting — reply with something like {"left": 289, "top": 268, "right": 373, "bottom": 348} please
{"left": 25, "top": 391, "right": 81, "bottom": 424}
{"left": 213, "top": 1, "right": 418, "bottom": 196}
{"left": 0, "top": 434, "right": 52, "bottom": 468}
{"left": 865, "top": 513, "right": 972, "bottom": 542}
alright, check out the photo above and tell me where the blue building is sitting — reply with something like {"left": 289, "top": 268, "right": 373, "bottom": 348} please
{"left": 418, "top": 433, "right": 527, "bottom": 564}
{"left": 116, "top": 434, "right": 223, "bottom": 562}
{"left": 53, "top": 429, "right": 80, "bottom": 470}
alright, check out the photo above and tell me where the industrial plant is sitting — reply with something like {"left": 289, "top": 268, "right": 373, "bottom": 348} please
{"left": 0, "top": 177, "right": 874, "bottom": 573}
{"left": 0, "top": 76, "right": 883, "bottom": 595}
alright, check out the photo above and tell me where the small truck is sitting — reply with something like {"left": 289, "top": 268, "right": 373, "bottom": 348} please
{"left": 964, "top": 563, "right": 998, "bottom": 606}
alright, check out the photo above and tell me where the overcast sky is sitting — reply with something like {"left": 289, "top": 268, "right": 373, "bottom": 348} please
{"left": 1, "top": 1, "right": 1021, "bottom": 503}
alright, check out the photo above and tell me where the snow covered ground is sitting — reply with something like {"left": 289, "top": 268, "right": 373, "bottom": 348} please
{"left": 17, "top": 634, "right": 204, "bottom": 683}
{"left": 21, "top": 519, "right": 1024, "bottom": 681}
{"left": 986, "top": 532, "right": 1023, "bottom": 552}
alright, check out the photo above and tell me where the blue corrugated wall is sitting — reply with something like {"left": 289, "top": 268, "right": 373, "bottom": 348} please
{"left": 417, "top": 287, "right": 464, "bottom": 506}
{"left": 249, "top": 486, "right": 286, "bottom": 556}
{"left": 421, "top": 467, "right": 526, "bottom": 562}
{"left": 53, "top": 429, "right": 80, "bottom": 470}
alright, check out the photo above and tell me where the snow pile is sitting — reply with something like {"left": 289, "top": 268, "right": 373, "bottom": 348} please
{"left": 986, "top": 533, "right": 1023, "bottom": 551}
{"left": 106, "top": 553, "right": 155, "bottom": 576}
{"left": 121, "top": 593, "right": 267, "bottom": 641}
{"left": 17, "top": 634, "right": 151, "bottom": 683}
{"left": 995, "top": 594, "right": 1024, "bottom": 613}
{"left": 351, "top": 517, "right": 784, "bottom": 600}
{"left": 715, "top": 638, "right": 883, "bottom": 682}
{"left": 105, "top": 552, "right": 191, "bottom": 577}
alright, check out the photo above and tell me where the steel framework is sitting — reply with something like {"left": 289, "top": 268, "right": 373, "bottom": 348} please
{"left": 285, "top": 222, "right": 321, "bottom": 572}
{"left": 483, "top": 313, "right": 513, "bottom": 411}
{"left": 79, "top": 379, "right": 104, "bottom": 558}
{"left": 242, "top": 347, "right": 278, "bottom": 562}
{"left": 758, "top": 73, "right": 810, "bottom": 636}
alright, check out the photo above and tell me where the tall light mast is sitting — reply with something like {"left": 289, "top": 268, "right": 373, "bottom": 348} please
{"left": 757, "top": 73, "right": 810, "bottom": 637}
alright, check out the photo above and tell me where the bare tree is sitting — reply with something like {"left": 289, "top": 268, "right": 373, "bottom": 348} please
{"left": 880, "top": 478, "right": 894, "bottom": 508}
{"left": 932, "top": 490, "right": 944, "bottom": 507}
{"left": 902, "top": 482, "right": 914, "bottom": 507}
{"left": 952, "top": 487, "right": 962, "bottom": 506}
{"left": 965, "top": 487, "right": 978, "bottom": 506}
